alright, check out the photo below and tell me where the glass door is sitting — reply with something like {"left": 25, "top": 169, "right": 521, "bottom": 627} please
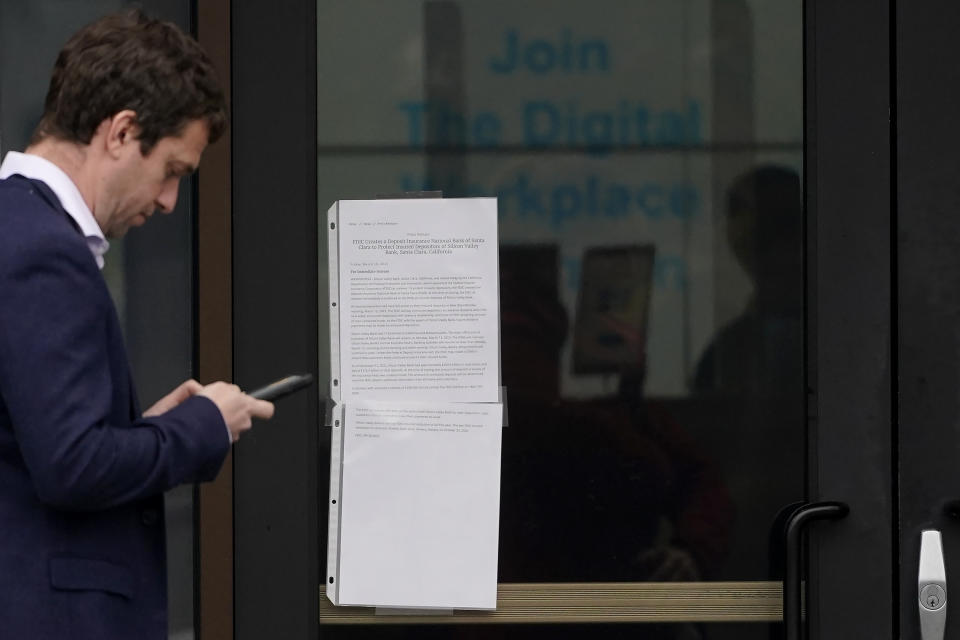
{"left": 227, "top": 0, "right": 895, "bottom": 638}
{"left": 316, "top": 1, "right": 807, "bottom": 638}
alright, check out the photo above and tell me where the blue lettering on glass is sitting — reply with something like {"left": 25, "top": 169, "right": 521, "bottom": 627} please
{"left": 670, "top": 186, "right": 699, "bottom": 219}
{"left": 524, "top": 101, "right": 559, "bottom": 146}
{"left": 397, "top": 101, "right": 428, "bottom": 146}
{"left": 400, "top": 172, "right": 694, "bottom": 293}
{"left": 397, "top": 99, "right": 701, "bottom": 150}
{"left": 489, "top": 29, "right": 609, "bottom": 75}
{"left": 393, "top": 27, "right": 701, "bottom": 295}
{"left": 398, "top": 101, "right": 502, "bottom": 147}
{"left": 637, "top": 185, "right": 665, "bottom": 218}
{"left": 552, "top": 185, "right": 581, "bottom": 225}
{"left": 526, "top": 41, "right": 555, "bottom": 74}
{"left": 436, "top": 105, "right": 468, "bottom": 146}
{"left": 583, "top": 111, "right": 612, "bottom": 148}
{"left": 472, "top": 112, "right": 502, "bottom": 147}
{"left": 399, "top": 172, "right": 700, "bottom": 230}
{"left": 511, "top": 172, "right": 546, "bottom": 217}
{"left": 522, "top": 99, "right": 702, "bottom": 150}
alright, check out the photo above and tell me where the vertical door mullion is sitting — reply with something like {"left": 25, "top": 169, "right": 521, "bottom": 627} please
{"left": 896, "top": 1, "right": 960, "bottom": 639}
{"left": 806, "top": 0, "right": 894, "bottom": 637}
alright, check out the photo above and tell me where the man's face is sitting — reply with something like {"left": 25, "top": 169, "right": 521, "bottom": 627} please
{"left": 99, "top": 118, "right": 209, "bottom": 238}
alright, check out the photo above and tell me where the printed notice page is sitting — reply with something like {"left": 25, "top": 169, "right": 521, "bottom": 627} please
{"left": 336, "top": 401, "right": 502, "bottom": 609}
{"left": 325, "top": 198, "right": 503, "bottom": 611}
{"left": 335, "top": 198, "right": 500, "bottom": 403}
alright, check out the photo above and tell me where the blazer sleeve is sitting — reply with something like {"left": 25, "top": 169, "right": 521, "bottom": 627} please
{"left": 0, "top": 223, "right": 229, "bottom": 512}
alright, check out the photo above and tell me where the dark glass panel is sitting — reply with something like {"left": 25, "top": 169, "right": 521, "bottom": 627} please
{"left": 317, "top": 0, "right": 802, "bottom": 589}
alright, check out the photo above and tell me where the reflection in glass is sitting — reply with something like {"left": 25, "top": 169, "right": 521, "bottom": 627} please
{"left": 318, "top": 1, "right": 803, "bottom": 631}
{"left": 693, "top": 167, "right": 802, "bottom": 395}
{"left": 498, "top": 244, "right": 734, "bottom": 582}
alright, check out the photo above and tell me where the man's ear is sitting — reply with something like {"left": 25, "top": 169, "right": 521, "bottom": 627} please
{"left": 104, "top": 110, "right": 140, "bottom": 158}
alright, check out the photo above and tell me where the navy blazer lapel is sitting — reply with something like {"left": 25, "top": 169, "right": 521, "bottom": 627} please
{"left": 9, "top": 175, "right": 143, "bottom": 420}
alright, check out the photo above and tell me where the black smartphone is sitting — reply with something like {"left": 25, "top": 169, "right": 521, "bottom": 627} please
{"left": 247, "top": 373, "right": 314, "bottom": 401}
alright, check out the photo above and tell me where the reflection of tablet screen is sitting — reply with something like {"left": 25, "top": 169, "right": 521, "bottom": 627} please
{"left": 572, "top": 245, "right": 655, "bottom": 374}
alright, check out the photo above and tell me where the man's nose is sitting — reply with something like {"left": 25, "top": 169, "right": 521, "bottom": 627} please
{"left": 156, "top": 179, "right": 180, "bottom": 214}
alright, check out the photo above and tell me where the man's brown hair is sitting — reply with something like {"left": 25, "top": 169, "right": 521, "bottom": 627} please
{"left": 33, "top": 9, "right": 226, "bottom": 154}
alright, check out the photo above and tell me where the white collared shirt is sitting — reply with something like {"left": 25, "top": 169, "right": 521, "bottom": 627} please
{"left": 0, "top": 151, "right": 109, "bottom": 269}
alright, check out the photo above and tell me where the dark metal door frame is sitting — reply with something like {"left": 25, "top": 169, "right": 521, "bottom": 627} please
{"left": 895, "top": 1, "right": 960, "bottom": 639}
{"left": 805, "top": 0, "right": 894, "bottom": 638}
{"left": 211, "top": 0, "right": 899, "bottom": 637}
{"left": 231, "top": 1, "right": 321, "bottom": 639}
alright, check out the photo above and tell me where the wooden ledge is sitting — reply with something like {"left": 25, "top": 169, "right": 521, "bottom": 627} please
{"left": 319, "top": 581, "right": 782, "bottom": 624}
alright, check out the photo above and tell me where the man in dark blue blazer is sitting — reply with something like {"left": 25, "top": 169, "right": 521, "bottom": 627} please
{"left": 0, "top": 11, "right": 274, "bottom": 639}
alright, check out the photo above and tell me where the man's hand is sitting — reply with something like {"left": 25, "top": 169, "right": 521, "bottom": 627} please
{"left": 199, "top": 382, "right": 275, "bottom": 442}
{"left": 143, "top": 379, "right": 204, "bottom": 417}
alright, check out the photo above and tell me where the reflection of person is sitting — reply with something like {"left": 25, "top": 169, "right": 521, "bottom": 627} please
{"left": 693, "top": 166, "right": 803, "bottom": 393}
{"left": 690, "top": 166, "right": 805, "bottom": 596}
{"left": 498, "top": 246, "right": 733, "bottom": 587}
{"left": 0, "top": 11, "right": 273, "bottom": 639}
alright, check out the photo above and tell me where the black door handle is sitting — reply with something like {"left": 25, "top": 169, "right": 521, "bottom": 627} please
{"left": 783, "top": 501, "right": 849, "bottom": 640}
